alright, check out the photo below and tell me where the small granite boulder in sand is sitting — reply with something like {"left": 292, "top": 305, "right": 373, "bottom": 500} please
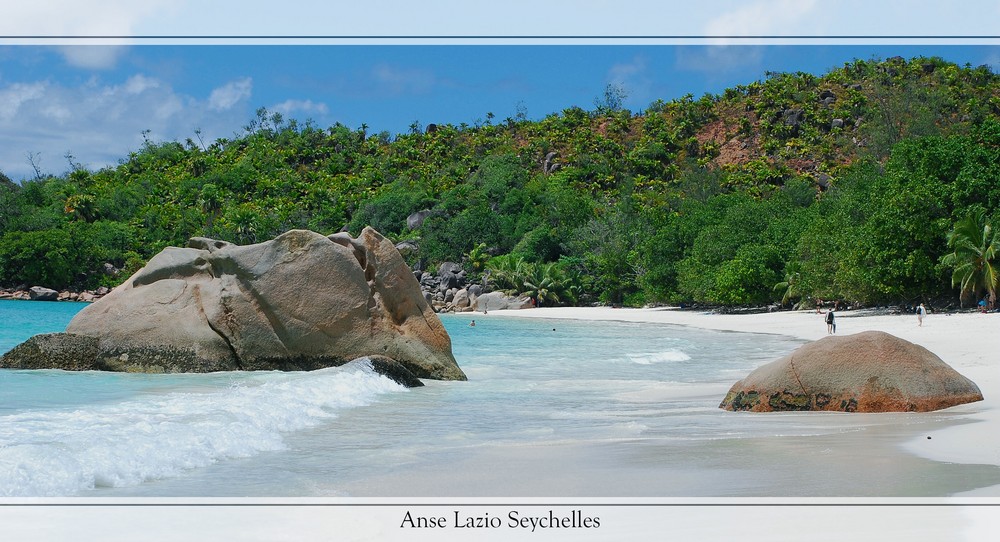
{"left": 720, "top": 330, "right": 982, "bottom": 412}
{"left": 1, "top": 228, "right": 466, "bottom": 384}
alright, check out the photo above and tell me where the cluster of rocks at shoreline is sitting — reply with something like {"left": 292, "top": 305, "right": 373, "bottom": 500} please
{"left": 0, "top": 286, "right": 111, "bottom": 303}
{"left": 412, "top": 260, "right": 532, "bottom": 314}
{"left": 401, "top": 211, "right": 532, "bottom": 314}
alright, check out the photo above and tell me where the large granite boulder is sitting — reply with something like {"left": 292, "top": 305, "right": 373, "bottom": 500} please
{"left": 28, "top": 286, "right": 59, "bottom": 301}
{"left": 406, "top": 209, "right": 434, "bottom": 230}
{"left": 720, "top": 331, "right": 982, "bottom": 413}
{"left": 471, "top": 291, "right": 533, "bottom": 312}
{"left": 437, "top": 262, "right": 466, "bottom": 290}
{"left": 1, "top": 228, "right": 466, "bottom": 383}
{"left": 452, "top": 288, "right": 471, "bottom": 309}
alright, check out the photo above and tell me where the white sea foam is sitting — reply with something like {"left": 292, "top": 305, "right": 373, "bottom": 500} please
{"left": 625, "top": 349, "right": 692, "bottom": 365}
{"left": 607, "top": 421, "right": 649, "bottom": 437}
{"left": 0, "top": 359, "right": 404, "bottom": 496}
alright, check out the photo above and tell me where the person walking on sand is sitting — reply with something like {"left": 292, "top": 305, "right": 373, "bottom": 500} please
{"left": 825, "top": 309, "right": 836, "bottom": 334}
{"left": 917, "top": 303, "right": 927, "bottom": 327}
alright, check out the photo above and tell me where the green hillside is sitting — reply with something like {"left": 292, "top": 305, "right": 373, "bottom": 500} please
{"left": 2, "top": 55, "right": 998, "bottom": 309}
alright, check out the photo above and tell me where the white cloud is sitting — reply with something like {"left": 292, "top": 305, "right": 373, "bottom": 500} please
{"left": 0, "top": 74, "right": 251, "bottom": 180}
{"left": 155, "top": 95, "right": 185, "bottom": 121}
{"left": 56, "top": 46, "right": 129, "bottom": 70}
{"left": 41, "top": 103, "right": 72, "bottom": 122}
{"left": 209, "top": 78, "right": 252, "bottom": 111}
{"left": 675, "top": 46, "right": 765, "bottom": 74}
{"left": 272, "top": 99, "right": 329, "bottom": 117}
{"left": 0, "top": 60, "right": 344, "bottom": 181}
{"left": 0, "top": 82, "right": 47, "bottom": 121}
{"left": 607, "top": 56, "right": 651, "bottom": 104}
{"left": 123, "top": 74, "right": 160, "bottom": 94}
{"left": 609, "top": 56, "right": 646, "bottom": 84}
{"left": 1, "top": 1, "right": 183, "bottom": 68}
{"left": 371, "top": 64, "right": 435, "bottom": 95}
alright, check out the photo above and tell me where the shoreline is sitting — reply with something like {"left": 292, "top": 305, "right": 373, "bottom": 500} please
{"left": 0, "top": 287, "right": 109, "bottom": 302}
{"left": 476, "top": 306, "right": 1000, "bottom": 494}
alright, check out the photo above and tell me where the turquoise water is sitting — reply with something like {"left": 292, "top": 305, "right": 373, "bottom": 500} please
{"left": 0, "top": 300, "right": 206, "bottom": 412}
{"left": 1, "top": 300, "right": 998, "bottom": 497}
{"left": 0, "top": 300, "right": 83, "bottom": 353}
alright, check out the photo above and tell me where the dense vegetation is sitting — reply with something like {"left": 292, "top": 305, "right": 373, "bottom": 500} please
{"left": 2, "top": 56, "right": 998, "bottom": 309}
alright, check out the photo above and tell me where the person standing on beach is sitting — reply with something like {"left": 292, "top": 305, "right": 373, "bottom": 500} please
{"left": 825, "top": 309, "right": 836, "bottom": 334}
{"left": 917, "top": 303, "right": 927, "bottom": 326}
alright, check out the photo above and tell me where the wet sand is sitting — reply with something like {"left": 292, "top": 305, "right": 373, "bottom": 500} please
{"left": 480, "top": 306, "right": 1000, "bottom": 496}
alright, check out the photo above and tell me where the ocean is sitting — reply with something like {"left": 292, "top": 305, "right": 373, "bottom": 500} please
{"left": 1, "top": 299, "right": 998, "bottom": 497}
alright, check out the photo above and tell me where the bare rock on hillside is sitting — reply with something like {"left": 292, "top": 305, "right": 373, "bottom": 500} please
{"left": 407, "top": 210, "right": 434, "bottom": 230}
{"left": 720, "top": 331, "right": 982, "bottom": 412}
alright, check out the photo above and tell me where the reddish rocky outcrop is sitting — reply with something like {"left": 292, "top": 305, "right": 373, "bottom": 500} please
{"left": 720, "top": 331, "right": 982, "bottom": 413}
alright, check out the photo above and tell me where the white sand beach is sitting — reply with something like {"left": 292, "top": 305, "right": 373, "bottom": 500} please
{"left": 485, "top": 306, "right": 1000, "bottom": 495}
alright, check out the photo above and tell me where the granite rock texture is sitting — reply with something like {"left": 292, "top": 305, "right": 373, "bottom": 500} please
{"left": 720, "top": 331, "right": 982, "bottom": 412}
{"left": 1, "top": 228, "right": 465, "bottom": 383}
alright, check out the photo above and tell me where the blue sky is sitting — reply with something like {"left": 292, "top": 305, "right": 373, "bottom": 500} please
{"left": 1, "top": 1, "right": 1000, "bottom": 180}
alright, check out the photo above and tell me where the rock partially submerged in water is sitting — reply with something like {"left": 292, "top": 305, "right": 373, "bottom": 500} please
{"left": 0, "top": 228, "right": 466, "bottom": 384}
{"left": 720, "top": 331, "right": 982, "bottom": 412}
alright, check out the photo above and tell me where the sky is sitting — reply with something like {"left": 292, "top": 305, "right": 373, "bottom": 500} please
{"left": 1, "top": 1, "right": 999, "bottom": 181}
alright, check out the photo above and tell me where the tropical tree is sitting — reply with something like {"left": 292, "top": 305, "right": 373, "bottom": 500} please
{"left": 485, "top": 253, "right": 529, "bottom": 292}
{"left": 197, "top": 183, "right": 223, "bottom": 228}
{"left": 219, "top": 204, "right": 263, "bottom": 245}
{"left": 940, "top": 209, "right": 1000, "bottom": 306}
{"left": 0, "top": 229, "right": 76, "bottom": 288}
{"left": 522, "top": 262, "right": 576, "bottom": 306}
{"left": 773, "top": 271, "right": 802, "bottom": 307}
{"left": 482, "top": 255, "right": 578, "bottom": 306}
{"left": 64, "top": 193, "right": 97, "bottom": 222}
{"left": 465, "top": 243, "right": 490, "bottom": 275}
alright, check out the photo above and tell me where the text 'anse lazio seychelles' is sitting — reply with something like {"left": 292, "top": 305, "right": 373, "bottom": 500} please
{"left": 400, "top": 509, "right": 600, "bottom": 532}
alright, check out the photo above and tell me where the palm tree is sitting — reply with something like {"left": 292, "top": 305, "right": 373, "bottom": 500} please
{"left": 940, "top": 209, "right": 999, "bottom": 307}
{"left": 485, "top": 254, "right": 529, "bottom": 292}
{"left": 224, "top": 205, "right": 261, "bottom": 245}
{"left": 64, "top": 193, "right": 97, "bottom": 222}
{"left": 198, "top": 183, "right": 223, "bottom": 228}
{"left": 773, "top": 272, "right": 801, "bottom": 307}
{"left": 465, "top": 243, "right": 490, "bottom": 275}
{"left": 522, "top": 262, "right": 578, "bottom": 306}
